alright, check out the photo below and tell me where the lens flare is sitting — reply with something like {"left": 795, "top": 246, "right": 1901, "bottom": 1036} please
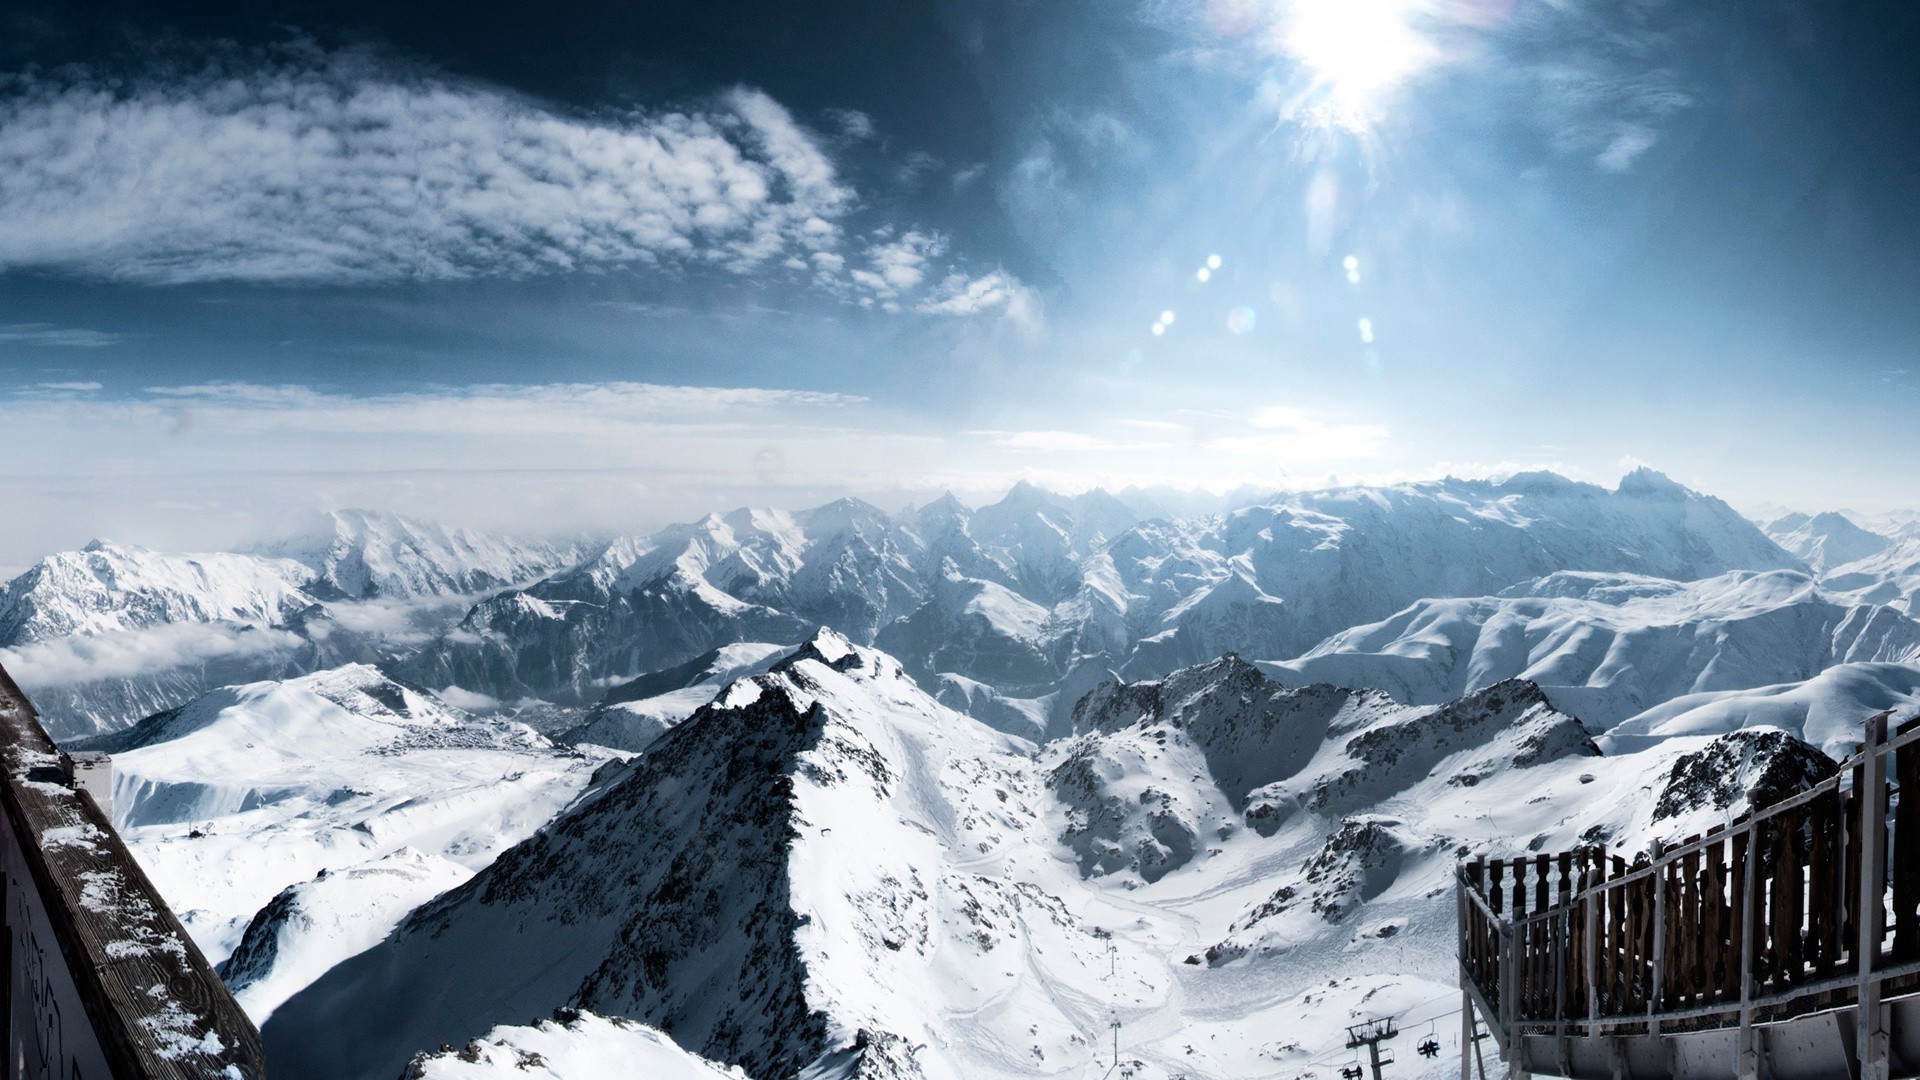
{"left": 1227, "top": 307, "right": 1257, "bottom": 334}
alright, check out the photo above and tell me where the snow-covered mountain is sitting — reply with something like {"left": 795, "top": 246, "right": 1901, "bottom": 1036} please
{"left": 0, "top": 539, "right": 319, "bottom": 643}
{"left": 407, "top": 470, "right": 1802, "bottom": 726}
{"left": 255, "top": 508, "right": 578, "bottom": 601}
{"left": 1264, "top": 569, "right": 1920, "bottom": 728}
{"left": 1764, "top": 510, "right": 1892, "bottom": 573}
{"left": 94, "top": 664, "right": 617, "bottom": 998}
{"left": 253, "top": 634, "right": 1863, "bottom": 1080}
{"left": 0, "top": 515, "right": 574, "bottom": 738}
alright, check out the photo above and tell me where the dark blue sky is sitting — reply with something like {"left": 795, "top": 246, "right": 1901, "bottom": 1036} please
{"left": 1, "top": 0, "right": 1916, "bottom": 560}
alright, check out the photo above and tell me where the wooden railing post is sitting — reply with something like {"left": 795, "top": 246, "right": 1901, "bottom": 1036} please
{"left": 1585, "top": 857, "right": 1599, "bottom": 1038}
{"left": 1737, "top": 816, "right": 1760, "bottom": 1080}
{"left": 1857, "top": 712, "right": 1891, "bottom": 1080}
{"left": 1649, "top": 837, "right": 1666, "bottom": 1039}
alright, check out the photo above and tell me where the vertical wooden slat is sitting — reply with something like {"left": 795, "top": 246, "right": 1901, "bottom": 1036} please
{"left": 1703, "top": 834, "right": 1726, "bottom": 1003}
{"left": 1893, "top": 735, "right": 1920, "bottom": 962}
{"left": 1772, "top": 807, "right": 1805, "bottom": 987}
{"left": 1681, "top": 840, "right": 1701, "bottom": 1006}
{"left": 1610, "top": 855, "right": 1629, "bottom": 1015}
{"left": 1813, "top": 788, "right": 1842, "bottom": 977}
{"left": 1729, "top": 828, "right": 1748, "bottom": 1002}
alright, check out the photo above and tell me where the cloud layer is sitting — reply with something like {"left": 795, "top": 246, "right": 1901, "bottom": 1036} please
{"left": 0, "top": 49, "right": 851, "bottom": 284}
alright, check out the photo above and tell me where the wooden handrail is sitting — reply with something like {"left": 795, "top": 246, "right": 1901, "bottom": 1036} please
{"left": 1457, "top": 710, "right": 1918, "bottom": 1079}
{"left": 0, "top": 664, "right": 266, "bottom": 1078}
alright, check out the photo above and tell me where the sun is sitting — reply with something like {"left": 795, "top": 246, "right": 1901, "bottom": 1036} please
{"left": 1279, "top": 0, "right": 1436, "bottom": 130}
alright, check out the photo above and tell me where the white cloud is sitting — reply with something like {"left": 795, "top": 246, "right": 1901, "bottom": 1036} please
{"left": 917, "top": 270, "right": 1043, "bottom": 330}
{"left": 33, "top": 381, "right": 103, "bottom": 392}
{"left": 118, "top": 381, "right": 865, "bottom": 436}
{"left": 0, "top": 323, "right": 120, "bottom": 347}
{"left": 851, "top": 231, "right": 946, "bottom": 297}
{"left": 0, "top": 50, "right": 853, "bottom": 284}
{"left": 0, "top": 621, "right": 304, "bottom": 688}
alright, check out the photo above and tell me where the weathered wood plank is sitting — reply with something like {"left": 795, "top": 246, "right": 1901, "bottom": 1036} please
{"left": 0, "top": 663, "right": 266, "bottom": 1079}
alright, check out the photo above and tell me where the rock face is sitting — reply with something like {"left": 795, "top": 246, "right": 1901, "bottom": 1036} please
{"left": 1047, "top": 658, "right": 1599, "bottom": 883}
{"left": 1652, "top": 729, "right": 1839, "bottom": 820}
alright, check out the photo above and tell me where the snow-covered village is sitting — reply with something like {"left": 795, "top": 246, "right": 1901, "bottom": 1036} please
{"left": 1, "top": 0, "right": 1917, "bottom": 1077}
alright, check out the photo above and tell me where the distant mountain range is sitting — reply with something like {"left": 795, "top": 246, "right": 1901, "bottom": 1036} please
{"left": 4, "top": 469, "right": 1918, "bottom": 1076}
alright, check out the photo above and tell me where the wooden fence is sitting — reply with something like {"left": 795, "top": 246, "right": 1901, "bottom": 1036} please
{"left": 1457, "top": 712, "right": 1919, "bottom": 1078}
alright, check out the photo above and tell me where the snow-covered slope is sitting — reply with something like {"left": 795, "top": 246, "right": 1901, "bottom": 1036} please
{"left": 255, "top": 509, "right": 577, "bottom": 601}
{"left": 1602, "top": 661, "right": 1920, "bottom": 759}
{"left": 221, "top": 847, "right": 473, "bottom": 1022}
{"left": 406, "top": 1013, "right": 747, "bottom": 1079}
{"left": 1823, "top": 538, "right": 1920, "bottom": 615}
{"left": 100, "top": 664, "right": 616, "bottom": 972}
{"left": 1264, "top": 570, "right": 1920, "bottom": 728}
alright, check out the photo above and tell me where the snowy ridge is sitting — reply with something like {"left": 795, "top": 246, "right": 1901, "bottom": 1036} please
{"left": 254, "top": 508, "right": 577, "bottom": 601}
{"left": 405, "top": 1012, "right": 747, "bottom": 1079}
{"left": 1264, "top": 569, "right": 1920, "bottom": 728}
{"left": 410, "top": 469, "right": 1806, "bottom": 721}
{"left": 0, "top": 540, "right": 319, "bottom": 644}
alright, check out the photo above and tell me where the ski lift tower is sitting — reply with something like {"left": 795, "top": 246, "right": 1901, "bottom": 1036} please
{"left": 1347, "top": 1017, "right": 1400, "bottom": 1080}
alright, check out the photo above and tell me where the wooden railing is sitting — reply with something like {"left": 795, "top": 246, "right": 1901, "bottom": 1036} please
{"left": 1457, "top": 712, "right": 1919, "bottom": 1077}
{"left": 0, "top": 664, "right": 266, "bottom": 1078}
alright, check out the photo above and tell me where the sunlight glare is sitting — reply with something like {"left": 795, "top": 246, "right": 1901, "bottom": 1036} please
{"left": 1281, "top": 0, "right": 1436, "bottom": 130}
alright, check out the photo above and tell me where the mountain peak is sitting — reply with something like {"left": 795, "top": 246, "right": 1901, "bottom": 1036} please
{"left": 1617, "top": 466, "right": 1689, "bottom": 497}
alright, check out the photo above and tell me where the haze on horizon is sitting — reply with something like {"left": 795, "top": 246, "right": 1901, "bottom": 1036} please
{"left": 2, "top": 0, "right": 1917, "bottom": 565}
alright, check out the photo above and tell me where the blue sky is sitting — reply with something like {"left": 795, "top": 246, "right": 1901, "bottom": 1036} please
{"left": 1, "top": 0, "right": 1917, "bottom": 562}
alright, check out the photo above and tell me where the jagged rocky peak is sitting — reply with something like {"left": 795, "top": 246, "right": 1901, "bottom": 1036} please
{"left": 1652, "top": 728, "right": 1840, "bottom": 821}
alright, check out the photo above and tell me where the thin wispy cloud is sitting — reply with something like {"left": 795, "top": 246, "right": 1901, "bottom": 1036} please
{"left": 0, "top": 323, "right": 121, "bottom": 347}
